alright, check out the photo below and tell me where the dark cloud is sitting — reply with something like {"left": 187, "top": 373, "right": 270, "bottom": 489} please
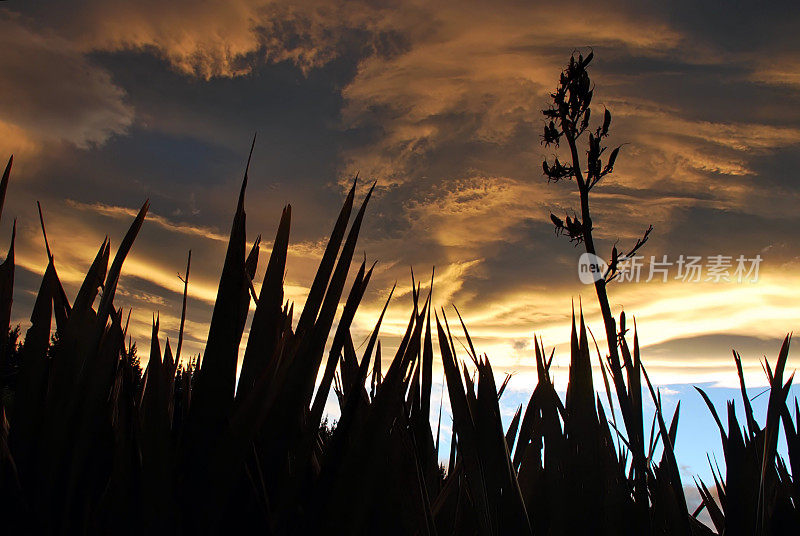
{"left": 643, "top": 333, "right": 786, "bottom": 364}
{"left": 0, "top": 12, "right": 132, "bottom": 156}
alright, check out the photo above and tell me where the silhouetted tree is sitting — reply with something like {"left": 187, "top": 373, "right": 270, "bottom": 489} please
{"left": 0, "top": 326, "right": 21, "bottom": 410}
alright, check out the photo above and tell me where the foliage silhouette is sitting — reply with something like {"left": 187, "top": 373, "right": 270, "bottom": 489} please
{"left": 0, "top": 54, "right": 796, "bottom": 535}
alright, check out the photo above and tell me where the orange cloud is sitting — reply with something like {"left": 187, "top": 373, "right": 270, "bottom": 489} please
{"left": 2, "top": 0, "right": 798, "bottom": 392}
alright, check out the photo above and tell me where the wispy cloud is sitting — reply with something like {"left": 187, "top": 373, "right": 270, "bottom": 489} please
{"left": 0, "top": 13, "right": 133, "bottom": 157}
{"left": 66, "top": 199, "right": 230, "bottom": 242}
{"left": 0, "top": 0, "right": 799, "bottom": 392}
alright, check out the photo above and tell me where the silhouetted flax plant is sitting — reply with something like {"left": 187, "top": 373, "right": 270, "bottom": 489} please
{"left": 0, "top": 53, "right": 797, "bottom": 535}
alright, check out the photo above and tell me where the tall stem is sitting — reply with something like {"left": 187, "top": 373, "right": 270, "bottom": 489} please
{"left": 563, "top": 128, "right": 618, "bottom": 368}
{"left": 564, "top": 114, "right": 650, "bottom": 536}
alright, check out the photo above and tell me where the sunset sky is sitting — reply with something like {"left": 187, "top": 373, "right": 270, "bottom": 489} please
{"left": 2, "top": 1, "right": 800, "bottom": 482}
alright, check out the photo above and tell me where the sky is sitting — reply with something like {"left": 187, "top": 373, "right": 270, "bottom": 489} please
{"left": 2, "top": 0, "right": 800, "bottom": 489}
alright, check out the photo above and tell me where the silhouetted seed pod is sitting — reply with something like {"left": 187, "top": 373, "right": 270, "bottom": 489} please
{"left": 602, "top": 109, "right": 611, "bottom": 136}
